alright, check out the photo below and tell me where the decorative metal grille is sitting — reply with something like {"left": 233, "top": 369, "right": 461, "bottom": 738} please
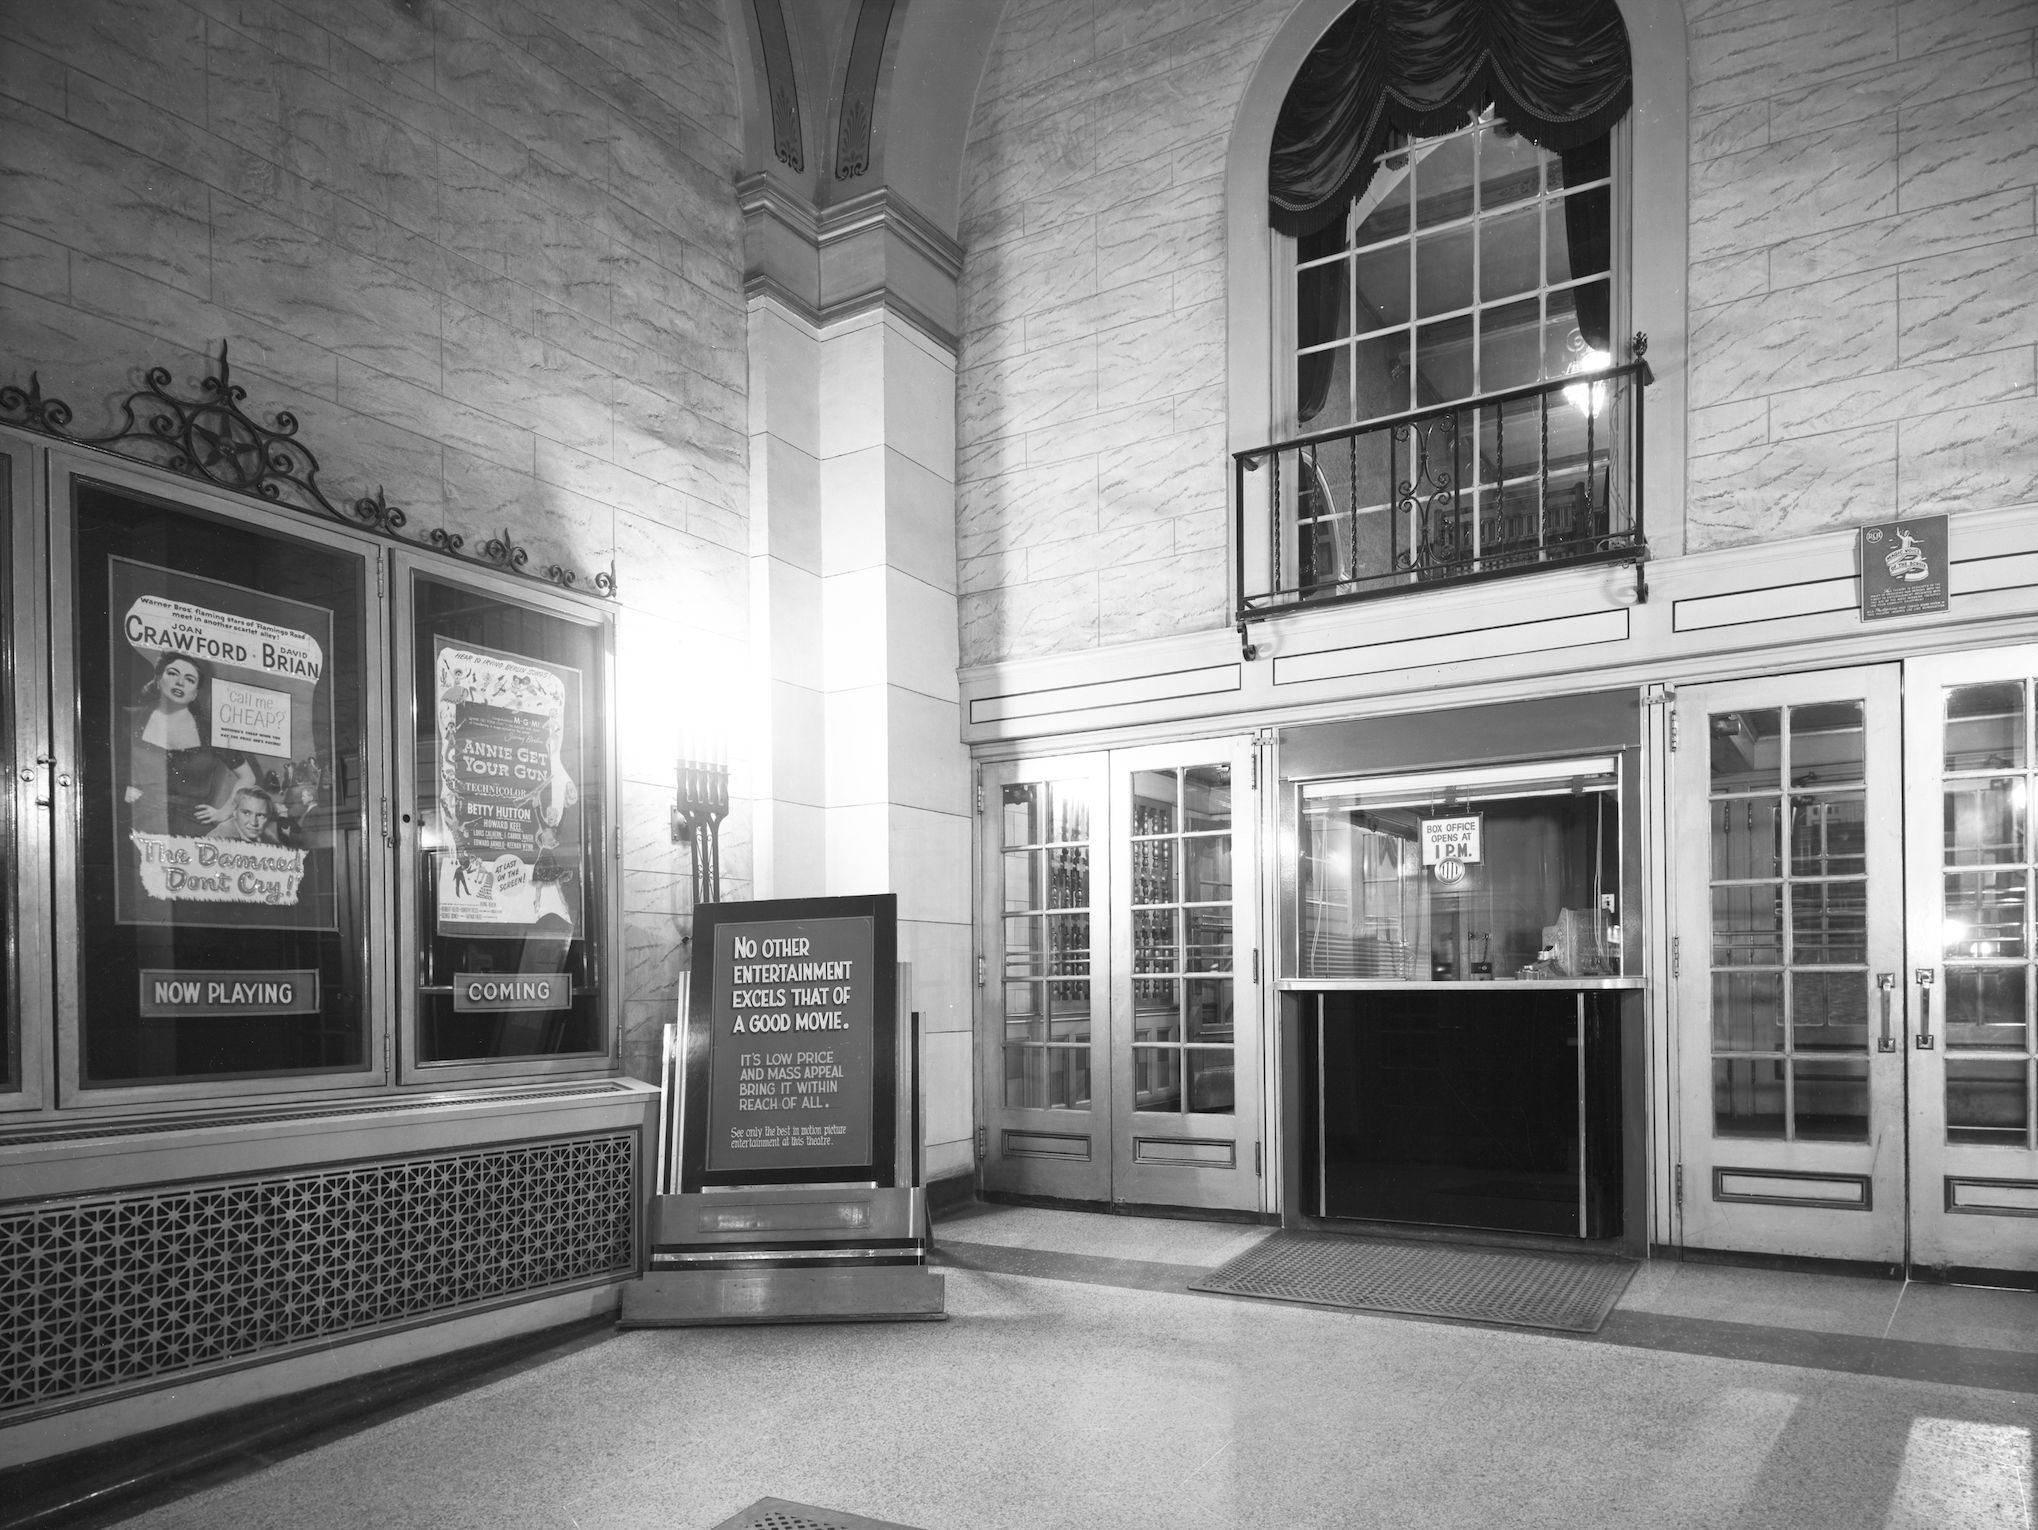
{"left": 0, "top": 343, "right": 617, "bottom": 598}
{"left": 0, "top": 1133, "right": 635, "bottom": 1416}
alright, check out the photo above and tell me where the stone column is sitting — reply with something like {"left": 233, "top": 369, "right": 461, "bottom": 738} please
{"left": 743, "top": 179, "right": 976, "bottom": 1185}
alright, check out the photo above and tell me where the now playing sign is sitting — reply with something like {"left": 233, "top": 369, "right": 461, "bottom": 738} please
{"left": 139, "top": 969, "right": 320, "bottom": 1017}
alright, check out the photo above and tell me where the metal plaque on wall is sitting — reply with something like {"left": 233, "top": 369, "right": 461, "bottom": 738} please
{"left": 1860, "top": 515, "right": 1949, "bottom": 621}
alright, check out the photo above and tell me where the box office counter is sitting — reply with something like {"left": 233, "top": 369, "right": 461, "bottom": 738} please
{"left": 1273, "top": 695, "right": 1650, "bottom": 1250}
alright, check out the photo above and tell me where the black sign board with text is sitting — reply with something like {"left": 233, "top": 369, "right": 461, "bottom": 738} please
{"left": 678, "top": 894, "right": 898, "bottom": 1192}
{"left": 1860, "top": 514, "right": 1950, "bottom": 621}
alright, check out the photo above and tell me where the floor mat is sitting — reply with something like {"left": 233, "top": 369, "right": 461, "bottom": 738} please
{"left": 708, "top": 1498, "right": 927, "bottom": 1530}
{"left": 1189, "top": 1231, "right": 1637, "bottom": 1333}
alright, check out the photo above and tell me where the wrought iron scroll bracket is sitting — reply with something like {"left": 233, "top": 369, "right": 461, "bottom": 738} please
{"left": 1, "top": 344, "right": 618, "bottom": 600}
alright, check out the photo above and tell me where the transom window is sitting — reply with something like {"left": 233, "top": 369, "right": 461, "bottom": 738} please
{"left": 1293, "top": 110, "right": 1613, "bottom": 430}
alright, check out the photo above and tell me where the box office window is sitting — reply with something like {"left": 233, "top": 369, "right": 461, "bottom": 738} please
{"left": 1299, "top": 757, "right": 1622, "bottom": 982}
{"left": 409, "top": 574, "right": 608, "bottom": 1063}
{"left": 72, "top": 483, "right": 370, "bottom": 1085}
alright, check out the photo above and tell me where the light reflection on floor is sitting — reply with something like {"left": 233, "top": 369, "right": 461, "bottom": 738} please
{"left": 1886, "top": 1418, "right": 2034, "bottom": 1530}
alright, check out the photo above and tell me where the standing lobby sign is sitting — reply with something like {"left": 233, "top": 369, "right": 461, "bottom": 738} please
{"left": 622, "top": 893, "right": 945, "bottom": 1326}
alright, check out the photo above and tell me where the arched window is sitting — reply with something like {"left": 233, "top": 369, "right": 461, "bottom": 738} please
{"left": 1246, "top": 0, "right": 1642, "bottom": 603}
{"left": 1292, "top": 108, "right": 1612, "bottom": 431}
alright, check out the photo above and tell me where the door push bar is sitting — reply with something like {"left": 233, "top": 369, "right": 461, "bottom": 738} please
{"left": 1914, "top": 967, "right": 1935, "bottom": 1050}
{"left": 1877, "top": 973, "right": 1896, "bottom": 1052}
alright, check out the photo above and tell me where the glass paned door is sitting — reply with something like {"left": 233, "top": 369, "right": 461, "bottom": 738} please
{"left": 1112, "top": 739, "right": 1262, "bottom": 1211}
{"left": 1905, "top": 648, "right": 2038, "bottom": 1277}
{"left": 1674, "top": 668, "right": 1906, "bottom": 1263}
{"left": 979, "top": 753, "right": 1111, "bottom": 1201}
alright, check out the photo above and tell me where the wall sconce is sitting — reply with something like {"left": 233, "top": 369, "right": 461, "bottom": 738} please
{"left": 672, "top": 733, "right": 728, "bottom": 907}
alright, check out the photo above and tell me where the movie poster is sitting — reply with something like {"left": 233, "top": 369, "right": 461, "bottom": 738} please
{"left": 109, "top": 558, "right": 336, "bottom": 929}
{"left": 432, "top": 637, "right": 584, "bottom": 938}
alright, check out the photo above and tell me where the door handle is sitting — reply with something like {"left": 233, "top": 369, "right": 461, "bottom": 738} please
{"left": 1876, "top": 973, "right": 1896, "bottom": 1052}
{"left": 1914, "top": 967, "right": 1935, "bottom": 1050}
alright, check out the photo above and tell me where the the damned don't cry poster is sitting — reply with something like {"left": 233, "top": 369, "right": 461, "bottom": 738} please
{"left": 110, "top": 557, "right": 335, "bottom": 930}
{"left": 433, "top": 637, "right": 585, "bottom": 939}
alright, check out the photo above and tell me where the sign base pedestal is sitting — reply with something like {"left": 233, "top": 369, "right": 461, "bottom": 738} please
{"left": 618, "top": 1265, "right": 946, "bottom": 1327}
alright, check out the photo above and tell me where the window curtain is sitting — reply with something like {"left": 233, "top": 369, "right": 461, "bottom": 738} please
{"left": 1269, "top": 0, "right": 1631, "bottom": 241}
{"left": 1559, "top": 134, "right": 1612, "bottom": 352}
{"left": 1295, "top": 222, "right": 1349, "bottom": 424}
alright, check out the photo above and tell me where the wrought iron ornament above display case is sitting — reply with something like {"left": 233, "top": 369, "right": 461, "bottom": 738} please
{"left": 1, "top": 344, "right": 617, "bottom": 599}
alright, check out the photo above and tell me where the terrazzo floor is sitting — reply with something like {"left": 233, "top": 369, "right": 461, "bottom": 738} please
{"left": 102, "top": 1203, "right": 2038, "bottom": 1530}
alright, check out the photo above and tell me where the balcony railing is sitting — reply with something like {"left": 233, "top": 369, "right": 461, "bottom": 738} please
{"left": 1233, "top": 354, "right": 1651, "bottom": 622}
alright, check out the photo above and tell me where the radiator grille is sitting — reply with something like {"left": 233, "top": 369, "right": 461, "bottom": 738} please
{"left": 0, "top": 1132, "right": 636, "bottom": 1415}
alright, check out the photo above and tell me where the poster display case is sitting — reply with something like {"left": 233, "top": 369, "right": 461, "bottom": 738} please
{"left": 27, "top": 448, "right": 621, "bottom": 1109}
{"left": 50, "top": 469, "right": 385, "bottom": 1103}
{"left": 394, "top": 557, "right": 617, "bottom": 1083}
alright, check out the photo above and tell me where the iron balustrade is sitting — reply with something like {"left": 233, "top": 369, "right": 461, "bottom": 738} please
{"left": 1233, "top": 354, "right": 1651, "bottom": 621}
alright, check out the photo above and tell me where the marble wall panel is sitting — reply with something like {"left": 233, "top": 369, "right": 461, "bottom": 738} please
{"left": 1690, "top": 119, "right": 1899, "bottom": 264}
{"left": 957, "top": 458, "right": 1100, "bottom": 559}
{"left": 1093, "top": 45, "right": 1250, "bottom": 175}
{"left": 976, "top": 0, "right": 1099, "bottom": 107}
{"left": 1690, "top": 0, "right": 1899, "bottom": 117}
{"left": 1021, "top": 157, "right": 1175, "bottom": 238}
{"left": 1096, "top": 300, "right": 1225, "bottom": 413}
{"left": 1768, "top": 189, "right": 2034, "bottom": 290}
{"left": 1026, "top": 522, "right": 1175, "bottom": 584}
{"left": 1898, "top": 81, "right": 2038, "bottom": 213}
{"left": 1685, "top": 1, "right": 2038, "bottom": 559}
{"left": 959, "top": 573, "right": 1101, "bottom": 668}
{"left": 0, "top": 100, "right": 212, "bottom": 301}
{"left": 1769, "top": 33, "right": 2033, "bottom": 141}
{"left": 1897, "top": 0, "right": 2038, "bottom": 59}
{"left": 1691, "top": 100, "right": 1770, "bottom": 163}
{"left": 1768, "top": 351, "right": 2035, "bottom": 441}
{"left": 1097, "top": 424, "right": 1231, "bottom": 531}
{"left": 1689, "top": 273, "right": 1898, "bottom": 409}
{"left": 1898, "top": 235, "right": 2038, "bottom": 364}
{"left": 958, "top": 341, "right": 1099, "bottom": 442}
{"left": 1690, "top": 397, "right": 1771, "bottom": 457}
{"left": 1688, "top": 427, "right": 1898, "bottom": 549}
{"left": 1897, "top": 395, "right": 2038, "bottom": 515}
{"left": 1096, "top": 179, "right": 1226, "bottom": 290}
{"left": 1688, "top": 251, "right": 1771, "bottom": 311}
{"left": 962, "top": 214, "right": 1100, "bottom": 321}
{"left": 1097, "top": 549, "right": 1227, "bottom": 645}
{"left": 1024, "top": 275, "right": 1175, "bottom": 355}
{"left": 12, "top": 0, "right": 209, "bottom": 122}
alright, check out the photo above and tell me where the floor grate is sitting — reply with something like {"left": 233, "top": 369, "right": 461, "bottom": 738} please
{"left": 708, "top": 1498, "right": 928, "bottom": 1530}
{"left": 1189, "top": 1231, "right": 1637, "bottom": 1333}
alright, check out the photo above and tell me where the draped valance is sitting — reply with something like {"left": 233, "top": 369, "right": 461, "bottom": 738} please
{"left": 1269, "top": 0, "right": 1632, "bottom": 239}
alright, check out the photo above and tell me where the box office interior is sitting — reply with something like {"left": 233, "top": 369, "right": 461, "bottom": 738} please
{"left": 1277, "top": 693, "right": 1647, "bottom": 1250}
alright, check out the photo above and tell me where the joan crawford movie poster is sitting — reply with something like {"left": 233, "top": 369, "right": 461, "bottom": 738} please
{"left": 109, "top": 557, "right": 336, "bottom": 930}
{"left": 433, "top": 637, "right": 584, "bottom": 939}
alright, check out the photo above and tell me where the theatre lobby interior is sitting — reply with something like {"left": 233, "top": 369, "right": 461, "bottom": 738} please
{"left": 6, "top": 0, "right": 2038, "bottom": 1525}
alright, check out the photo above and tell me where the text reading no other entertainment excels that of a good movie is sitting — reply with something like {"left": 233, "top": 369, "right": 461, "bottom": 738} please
{"left": 706, "top": 917, "right": 876, "bottom": 1174}
{"left": 727, "top": 936, "right": 857, "bottom": 1034}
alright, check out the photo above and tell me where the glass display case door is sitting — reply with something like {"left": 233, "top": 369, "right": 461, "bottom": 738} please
{"left": 1672, "top": 667, "right": 1906, "bottom": 1263}
{"left": 1903, "top": 647, "right": 2038, "bottom": 1278}
{"left": 1111, "top": 738, "right": 1262, "bottom": 1212}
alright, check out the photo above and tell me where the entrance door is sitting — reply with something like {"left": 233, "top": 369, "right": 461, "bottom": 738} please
{"left": 1673, "top": 668, "right": 1907, "bottom": 1262}
{"left": 978, "top": 740, "right": 1264, "bottom": 1210}
{"left": 979, "top": 753, "right": 1111, "bottom": 1201}
{"left": 1111, "top": 740, "right": 1261, "bottom": 1211}
{"left": 1904, "top": 648, "right": 2038, "bottom": 1277}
